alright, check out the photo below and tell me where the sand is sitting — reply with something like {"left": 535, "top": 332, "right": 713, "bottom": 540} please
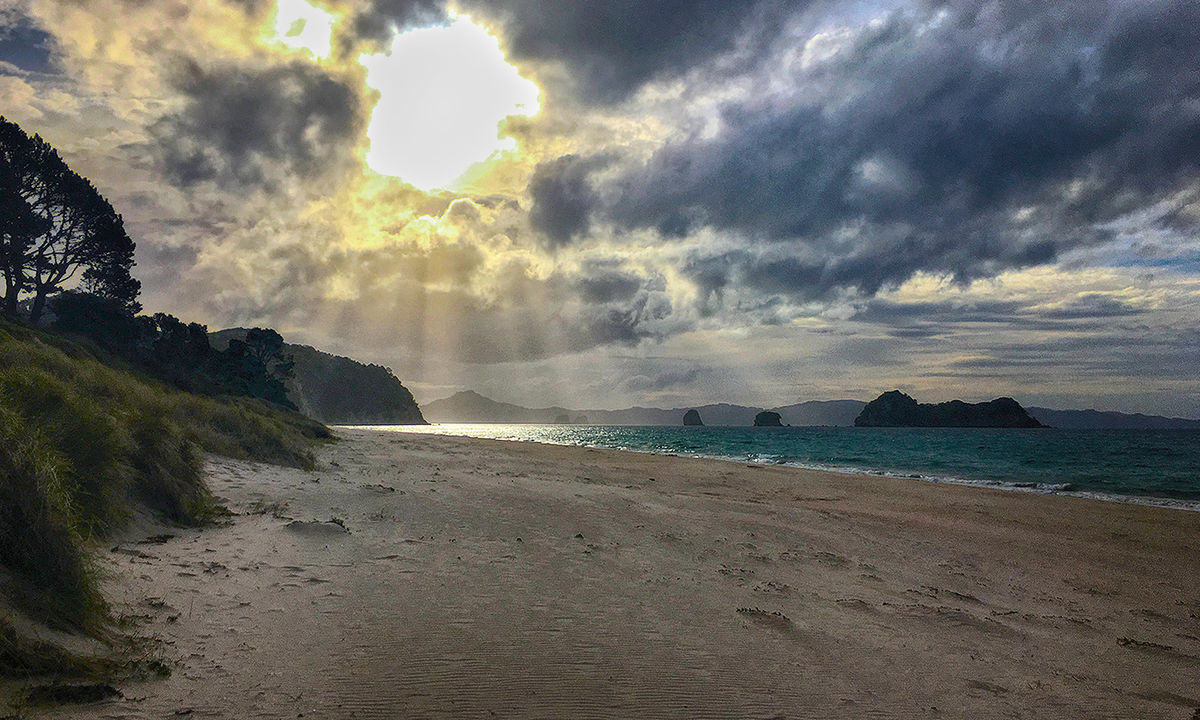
{"left": 39, "top": 427, "right": 1200, "bottom": 719}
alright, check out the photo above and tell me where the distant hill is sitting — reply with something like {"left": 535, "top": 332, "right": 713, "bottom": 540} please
{"left": 212, "top": 330, "right": 425, "bottom": 425}
{"left": 772, "top": 400, "right": 866, "bottom": 427}
{"left": 421, "top": 389, "right": 1200, "bottom": 429}
{"left": 421, "top": 391, "right": 577, "bottom": 424}
{"left": 422, "top": 392, "right": 867, "bottom": 426}
{"left": 1028, "top": 407, "right": 1200, "bottom": 430}
{"left": 855, "top": 391, "right": 1045, "bottom": 428}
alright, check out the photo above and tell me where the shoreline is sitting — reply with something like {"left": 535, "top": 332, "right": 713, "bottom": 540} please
{"left": 346, "top": 424, "right": 1200, "bottom": 513}
{"left": 42, "top": 427, "right": 1200, "bottom": 719}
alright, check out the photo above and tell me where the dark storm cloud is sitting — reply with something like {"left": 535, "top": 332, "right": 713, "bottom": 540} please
{"left": 152, "top": 60, "right": 362, "bottom": 190}
{"left": 574, "top": 289, "right": 674, "bottom": 349}
{"left": 528, "top": 154, "right": 609, "bottom": 247}
{"left": 677, "top": 235, "right": 1053, "bottom": 309}
{"left": 347, "top": 0, "right": 447, "bottom": 46}
{"left": 345, "top": 0, "right": 797, "bottom": 103}
{"left": 855, "top": 299, "right": 1026, "bottom": 326}
{"left": 941, "top": 327, "right": 1200, "bottom": 382}
{"left": 531, "top": 0, "right": 1200, "bottom": 301}
{"left": 457, "top": 0, "right": 798, "bottom": 104}
{"left": 853, "top": 295, "right": 1147, "bottom": 339}
{"left": 1040, "top": 294, "right": 1145, "bottom": 320}
{"left": 574, "top": 267, "right": 642, "bottom": 304}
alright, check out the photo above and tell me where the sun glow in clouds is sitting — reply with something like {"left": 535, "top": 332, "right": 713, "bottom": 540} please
{"left": 272, "top": 0, "right": 335, "bottom": 58}
{"left": 361, "top": 16, "right": 540, "bottom": 191}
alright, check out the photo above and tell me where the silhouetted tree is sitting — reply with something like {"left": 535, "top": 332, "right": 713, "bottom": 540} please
{"left": 79, "top": 211, "right": 141, "bottom": 314}
{"left": 221, "top": 334, "right": 294, "bottom": 409}
{"left": 0, "top": 116, "right": 140, "bottom": 321}
{"left": 242, "top": 328, "right": 294, "bottom": 382}
{"left": 0, "top": 125, "right": 49, "bottom": 315}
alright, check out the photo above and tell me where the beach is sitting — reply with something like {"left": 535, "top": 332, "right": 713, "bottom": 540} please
{"left": 46, "top": 427, "right": 1200, "bottom": 719}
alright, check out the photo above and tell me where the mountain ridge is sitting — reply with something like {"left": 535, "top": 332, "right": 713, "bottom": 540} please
{"left": 422, "top": 393, "right": 868, "bottom": 426}
{"left": 421, "top": 390, "right": 1200, "bottom": 429}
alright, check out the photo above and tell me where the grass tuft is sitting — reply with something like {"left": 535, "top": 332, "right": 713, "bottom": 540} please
{"left": 0, "top": 409, "right": 104, "bottom": 629}
{"left": 0, "top": 319, "right": 329, "bottom": 663}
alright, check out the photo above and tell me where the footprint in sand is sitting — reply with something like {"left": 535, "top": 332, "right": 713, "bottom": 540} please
{"left": 737, "top": 607, "right": 795, "bottom": 633}
{"left": 753, "top": 580, "right": 792, "bottom": 595}
{"left": 285, "top": 520, "right": 350, "bottom": 536}
{"left": 813, "top": 551, "right": 848, "bottom": 567}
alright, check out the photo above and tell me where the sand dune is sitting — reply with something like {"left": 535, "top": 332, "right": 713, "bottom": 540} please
{"left": 48, "top": 428, "right": 1200, "bottom": 719}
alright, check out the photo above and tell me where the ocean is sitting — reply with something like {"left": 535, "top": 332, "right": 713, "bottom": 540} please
{"left": 357, "top": 424, "right": 1200, "bottom": 510}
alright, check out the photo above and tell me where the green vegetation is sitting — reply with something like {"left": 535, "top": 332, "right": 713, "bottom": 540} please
{"left": 2, "top": 116, "right": 332, "bottom": 699}
{"left": 50, "top": 292, "right": 298, "bottom": 410}
{"left": 0, "top": 318, "right": 329, "bottom": 642}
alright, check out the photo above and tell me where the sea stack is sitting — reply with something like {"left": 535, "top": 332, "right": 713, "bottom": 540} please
{"left": 682, "top": 409, "right": 704, "bottom": 426}
{"left": 854, "top": 390, "right": 1047, "bottom": 428}
{"left": 753, "top": 411, "right": 783, "bottom": 427}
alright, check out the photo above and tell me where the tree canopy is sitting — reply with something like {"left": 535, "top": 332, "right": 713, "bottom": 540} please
{"left": 49, "top": 291, "right": 296, "bottom": 409}
{"left": 0, "top": 116, "right": 140, "bottom": 321}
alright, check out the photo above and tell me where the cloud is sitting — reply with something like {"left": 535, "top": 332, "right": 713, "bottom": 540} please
{"left": 618, "top": 366, "right": 702, "bottom": 394}
{"left": 344, "top": 0, "right": 448, "bottom": 47}
{"left": 847, "top": 295, "right": 1149, "bottom": 342}
{"left": 460, "top": 0, "right": 798, "bottom": 104}
{"left": 151, "top": 59, "right": 363, "bottom": 191}
{"left": 1039, "top": 294, "right": 1146, "bottom": 320}
{"left": 574, "top": 265, "right": 643, "bottom": 304}
{"left": 12, "top": 0, "right": 1200, "bottom": 413}
{"left": 344, "top": 0, "right": 799, "bottom": 104}
{"left": 528, "top": 154, "right": 608, "bottom": 246}
{"left": 529, "top": 0, "right": 1200, "bottom": 303}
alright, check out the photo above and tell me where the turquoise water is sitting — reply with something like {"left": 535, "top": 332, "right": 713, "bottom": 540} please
{"left": 360, "top": 424, "right": 1200, "bottom": 509}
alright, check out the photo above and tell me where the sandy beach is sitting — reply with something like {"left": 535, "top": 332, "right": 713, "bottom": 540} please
{"left": 43, "top": 427, "right": 1200, "bottom": 719}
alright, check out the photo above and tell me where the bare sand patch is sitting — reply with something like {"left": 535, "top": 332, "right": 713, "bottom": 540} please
{"left": 42, "top": 428, "right": 1200, "bottom": 719}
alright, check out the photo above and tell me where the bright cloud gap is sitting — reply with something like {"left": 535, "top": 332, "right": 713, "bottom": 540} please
{"left": 361, "top": 16, "right": 540, "bottom": 191}
{"left": 273, "top": 0, "right": 334, "bottom": 59}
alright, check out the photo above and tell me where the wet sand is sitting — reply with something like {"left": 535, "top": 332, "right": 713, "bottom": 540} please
{"left": 46, "top": 427, "right": 1200, "bottom": 719}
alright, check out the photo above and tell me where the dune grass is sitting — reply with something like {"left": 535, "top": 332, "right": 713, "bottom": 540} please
{"left": 0, "top": 319, "right": 330, "bottom": 643}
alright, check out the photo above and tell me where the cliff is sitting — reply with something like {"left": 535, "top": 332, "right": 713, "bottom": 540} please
{"left": 211, "top": 330, "right": 426, "bottom": 425}
{"left": 854, "top": 391, "right": 1045, "bottom": 428}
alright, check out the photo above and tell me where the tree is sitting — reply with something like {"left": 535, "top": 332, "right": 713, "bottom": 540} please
{"left": 223, "top": 329, "right": 295, "bottom": 408}
{"left": 0, "top": 116, "right": 140, "bottom": 322}
{"left": 242, "top": 328, "right": 294, "bottom": 382}
{"left": 79, "top": 211, "right": 141, "bottom": 315}
{"left": 0, "top": 127, "right": 48, "bottom": 316}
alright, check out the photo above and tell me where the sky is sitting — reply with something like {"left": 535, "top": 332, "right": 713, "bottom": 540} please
{"left": 2, "top": 0, "right": 1199, "bottom": 415}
